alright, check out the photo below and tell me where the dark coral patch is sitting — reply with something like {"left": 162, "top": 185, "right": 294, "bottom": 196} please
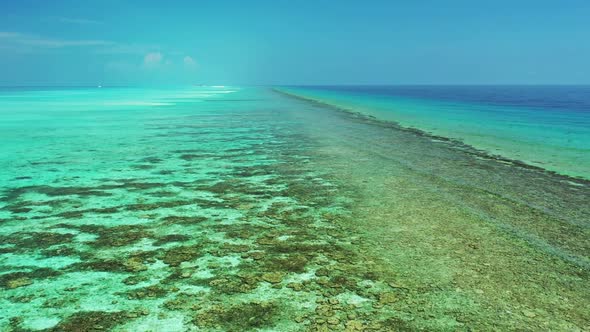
{"left": 161, "top": 244, "right": 203, "bottom": 267}
{"left": 56, "top": 207, "right": 118, "bottom": 219}
{"left": 0, "top": 232, "right": 75, "bottom": 251}
{"left": 194, "top": 302, "right": 278, "bottom": 331}
{"left": 2, "top": 185, "right": 112, "bottom": 202}
{"left": 49, "top": 311, "right": 127, "bottom": 332}
{"left": 123, "top": 285, "right": 169, "bottom": 300}
{"left": 81, "top": 225, "right": 153, "bottom": 248}
{"left": 262, "top": 253, "right": 309, "bottom": 273}
{"left": 0, "top": 268, "right": 61, "bottom": 289}
{"left": 153, "top": 234, "right": 191, "bottom": 246}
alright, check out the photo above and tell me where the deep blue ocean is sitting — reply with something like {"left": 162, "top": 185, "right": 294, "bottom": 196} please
{"left": 301, "top": 85, "right": 590, "bottom": 113}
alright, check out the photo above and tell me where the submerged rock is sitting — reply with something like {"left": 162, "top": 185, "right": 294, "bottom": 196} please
{"left": 194, "top": 301, "right": 278, "bottom": 330}
{"left": 522, "top": 310, "right": 537, "bottom": 318}
{"left": 0, "top": 269, "right": 60, "bottom": 289}
{"left": 378, "top": 291, "right": 398, "bottom": 304}
{"left": 123, "top": 257, "right": 148, "bottom": 272}
{"left": 261, "top": 272, "right": 285, "bottom": 284}
{"left": 161, "top": 244, "right": 203, "bottom": 266}
{"left": 345, "top": 319, "right": 365, "bottom": 331}
{"left": 49, "top": 311, "right": 126, "bottom": 332}
{"left": 6, "top": 277, "right": 33, "bottom": 289}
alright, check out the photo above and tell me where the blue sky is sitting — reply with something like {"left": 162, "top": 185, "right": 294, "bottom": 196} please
{"left": 1, "top": 0, "right": 589, "bottom": 85}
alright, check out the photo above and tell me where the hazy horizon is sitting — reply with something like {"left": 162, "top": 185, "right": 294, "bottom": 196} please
{"left": 3, "top": 84, "right": 590, "bottom": 88}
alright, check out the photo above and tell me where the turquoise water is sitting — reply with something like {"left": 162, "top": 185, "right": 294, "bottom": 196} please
{"left": 0, "top": 86, "right": 384, "bottom": 331}
{"left": 1, "top": 86, "right": 589, "bottom": 331}
{"left": 278, "top": 86, "right": 590, "bottom": 179}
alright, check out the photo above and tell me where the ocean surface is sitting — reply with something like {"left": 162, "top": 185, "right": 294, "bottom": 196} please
{"left": 279, "top": 85, "right": 590, "bottom": 179}
{"left": 0, "top": 86, "right": 588, "bottom": 331}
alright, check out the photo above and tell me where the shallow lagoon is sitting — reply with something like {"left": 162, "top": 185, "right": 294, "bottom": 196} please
{"left": 0, "top": 86, "right": 588, "bottom": 331}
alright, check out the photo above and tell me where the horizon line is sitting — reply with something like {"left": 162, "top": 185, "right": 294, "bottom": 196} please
{"left": 2, "top": 83, "right": 590, "bottom": 88}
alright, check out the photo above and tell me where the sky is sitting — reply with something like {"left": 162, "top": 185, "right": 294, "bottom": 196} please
{"left": 1, "top": 0, "right": 589, "bottom": 85}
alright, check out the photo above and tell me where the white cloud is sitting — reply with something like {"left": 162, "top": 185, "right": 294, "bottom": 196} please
{"left": 0, "top": 31, "right": 158, "bottom": 55}
{"left": 0, "top": 31, "right": 112, "bottom": 49}
{"left": 143, "top": 52, "right": 163, "bottom": 68}
{"left": 0, "top": 31, "right": 180, "bottom": 58}
{"left": 24, "top": 39, "right": 112, "bottom": 48}
{"left": 1, "top": 31, "right": 192, "bottom": 77}
{"left": 183, "top": 56, "right": 197, "bottom": 68}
